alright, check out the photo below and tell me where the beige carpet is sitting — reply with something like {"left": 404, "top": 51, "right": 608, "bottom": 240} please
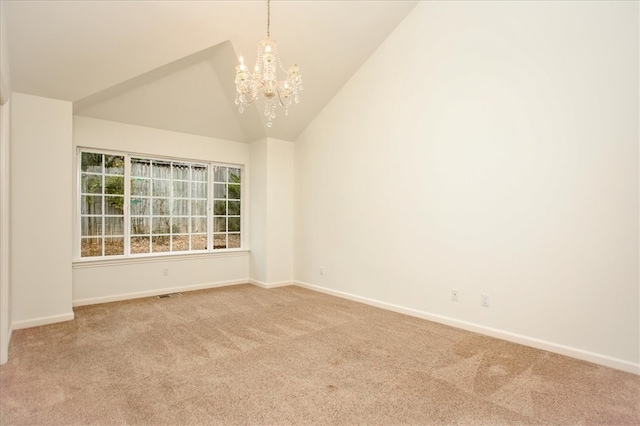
{"left": 0, "top": 284, "right": 638, "bottom": 425}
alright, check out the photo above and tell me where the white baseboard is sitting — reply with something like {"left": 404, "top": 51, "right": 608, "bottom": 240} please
{"left": 249, "top": 279, "right": 293, "bottom": 289}
{"left": 294, "top": 281, "right": 640, "bottom": 375}
{"left": 73, "top": 279, "right": 249, "bottom": 307}
{"left": 12, "top": 312, "right": 75, "bottom": 330}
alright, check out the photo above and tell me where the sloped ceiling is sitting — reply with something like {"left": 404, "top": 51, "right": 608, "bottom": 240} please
{"left": 73, "top": 41, "right": 265, "bottom": 143}
{"left": 3, "top": 1, "right": 418, "bottom": 142}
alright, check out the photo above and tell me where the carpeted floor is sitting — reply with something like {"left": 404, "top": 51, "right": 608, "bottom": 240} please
{"left": 0, "top": 284, "right": 638, "bottom": 425}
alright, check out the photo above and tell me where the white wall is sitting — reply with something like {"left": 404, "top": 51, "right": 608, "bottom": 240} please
{"left": 0, "top": 0, "right": 12, "bottom": 363}
{"left": 265, "top": 138, "right": 294, "bottom": 285}
{"left": 73, "top": 253, "right": 249, "bottom": 305}
{"left": 294, "top": 1, "right": 639, "bottom": 372}
{"left": 72, "top": 116, "right": 251, "bottom": 305}
{"left": 0, "top": 98, "right": 10, "bottom": 364}
{"left": 249, "top": 137, "right": 294, "bottom": 287}
{"left": 11, "top": 93, "right": 74, "bottom": 328}
{"left": 249, "top": 138, "right": 268, "bottom": 284}
{"left": 0, "top": 0, "right": 10, "bottom": 98}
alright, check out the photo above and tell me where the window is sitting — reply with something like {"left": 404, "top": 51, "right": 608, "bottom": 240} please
{"left": 129, "top": 158, "right": 209, "bottom": 254}
{"left": 78, "top": 149, "right": 243, "bottom": 259}
{"left": 213, "top": 165, "right": 242, "bottom": 249}
{"left": 80, "top": 153, "right": 125, "bottom": 256}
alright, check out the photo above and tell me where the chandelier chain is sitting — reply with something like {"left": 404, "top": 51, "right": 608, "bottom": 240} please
{"left": 266, "top": 0, "right": 270, "bottom": 37}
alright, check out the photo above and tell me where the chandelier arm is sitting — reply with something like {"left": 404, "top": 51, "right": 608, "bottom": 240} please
{"left": 276, "top": 86, "right": 286, "bottom": 107}
{"left": 245, "top": 93, "right": 258, "bottom": 105}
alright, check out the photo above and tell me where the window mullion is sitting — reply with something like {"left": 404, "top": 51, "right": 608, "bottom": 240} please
{"left": 124, "top": 154, "right": 131, "bottom": 256}
{"left": 169, "top": 161, "right": 174, "bottom": 253}
{"left": 76, "top": 149, "right": 82, "bottom": 259}
{"left": 149, "top": 160, "right": 154, "bottom": 254}
{"left": 101, "top": 156, "right": 106, "bottom": 257}
{"left": 208, "top": 164, "right": 213, "bottom": 251}
{"left": 188, "top": 165, "right": 193, "bottom": 252}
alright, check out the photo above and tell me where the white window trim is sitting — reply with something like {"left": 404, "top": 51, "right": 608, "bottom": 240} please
{"left": 72, "top": 248, "right": 250, "bottom": 268}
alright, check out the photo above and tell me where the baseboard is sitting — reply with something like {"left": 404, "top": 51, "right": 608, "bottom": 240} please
{"left": 249, "top": 279, "right": 293, "bottom": 289}
{"left": 12, "top": 312, "right": 75, "bottom": 330}
{"left": 73, "top": 279, "right": 250, "bottom": 307}
{"left": 294, "top": 281, "right": 640, "bottom": 375}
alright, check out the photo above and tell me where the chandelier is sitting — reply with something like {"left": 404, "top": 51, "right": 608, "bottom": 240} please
{"left": 234, "top": 0, "right": 303, "bottom": 127}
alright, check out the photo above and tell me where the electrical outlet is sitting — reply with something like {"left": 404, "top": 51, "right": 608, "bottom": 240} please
{"left": 320, "top": 267, "right": 324, "bottom": 275}
{"left": 481, "top": 293, "right": 490, "bottom": 307}
{"left": 451, "top": 289, "right": 459, "bottom": 301}
{"left": 163, "top": 268, "right": 169, "bottom": 276}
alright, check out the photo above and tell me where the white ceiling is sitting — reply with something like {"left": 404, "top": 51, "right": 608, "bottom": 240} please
{"left": 3, "top": 0, "right": 418, "bottom": 142}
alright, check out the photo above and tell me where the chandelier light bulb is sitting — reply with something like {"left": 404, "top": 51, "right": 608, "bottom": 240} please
{"left": 234, "top": 0, "right": 303, "bottom": 127}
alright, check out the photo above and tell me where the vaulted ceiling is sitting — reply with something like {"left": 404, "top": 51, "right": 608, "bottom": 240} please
{"left": 3, "top": 1, "right": 418, "bottom": 142}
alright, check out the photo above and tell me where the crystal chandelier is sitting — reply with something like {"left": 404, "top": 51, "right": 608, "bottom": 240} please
{"left": 235, "top": 0, "right": 303, "bottom": 127}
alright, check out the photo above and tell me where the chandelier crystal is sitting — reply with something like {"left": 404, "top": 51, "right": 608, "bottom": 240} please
{"left": 235, "top": 0, "right": 303, "bottom": 127}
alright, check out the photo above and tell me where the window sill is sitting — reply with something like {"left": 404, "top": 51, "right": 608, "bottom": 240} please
{"left": 72, "top": 249, "right": 250, "bottom": 269}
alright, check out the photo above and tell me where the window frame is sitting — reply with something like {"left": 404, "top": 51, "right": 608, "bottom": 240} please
{"left": 75, "top": 147, "right": 245, "bottom": 261}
